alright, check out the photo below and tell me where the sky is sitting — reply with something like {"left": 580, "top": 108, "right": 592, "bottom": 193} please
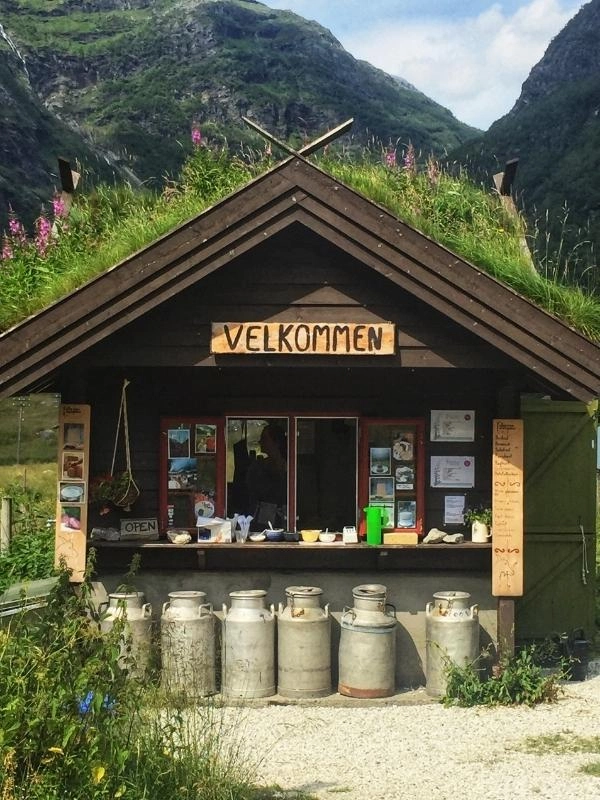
{"left": 262, "top": 0, "right": 586, "bottom": 130}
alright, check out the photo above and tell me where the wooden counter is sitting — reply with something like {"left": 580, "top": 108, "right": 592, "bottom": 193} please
{"left": 90, "top": 540, "right": 492, "bottom": 572}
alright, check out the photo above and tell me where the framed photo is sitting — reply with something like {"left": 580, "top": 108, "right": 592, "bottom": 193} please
{"left": 430, "top": 410, "right": 475, "bottom": 442}
{"left": 370, "top": 447, "right": 391, "bottom": 475}
{"left": 62, "top": 451, "right": 84, "bottom": 480}
{"left": 397, "top": 500, "right": 416, "bottom": 528}
{"left": 395, "top": 464, "right": 414, "bottom": 490}
{"left": 59, "top": 482, "right": 85, "bottom": 504}
{"left": 63, "top": 422, "right": 85, "bottom": 450}
{"left": 370, "top": 477, "right": 394, "bottom": 501}
{"left": 392, "top": 433, "right": 414, "bottom": 461}
{"left": 195, "top": 424, "right": 217, "bottom": 454}
{"left": 371, "top": 502, "right": 395, "bottom": 529}
{"left": 430, "top": 456, "right": 475, "bottom": 488}
{"left": 168, "top": 428, "right": 191, "bottom": 458}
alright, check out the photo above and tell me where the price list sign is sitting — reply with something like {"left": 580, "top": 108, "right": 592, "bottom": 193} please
{"left": 492, "top": 419, "right": 524, "bottom": 597}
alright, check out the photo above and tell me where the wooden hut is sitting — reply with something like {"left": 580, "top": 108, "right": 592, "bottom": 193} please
{"left": 0, "top": 154, "right": 598, "bottom": 687}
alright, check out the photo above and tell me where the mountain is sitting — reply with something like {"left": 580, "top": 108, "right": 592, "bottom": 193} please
{"left": 0, "top": 0, "right": 477, "bottom": 233}
{"left": 453, "top": 0, "right": 600, "bottom": 288}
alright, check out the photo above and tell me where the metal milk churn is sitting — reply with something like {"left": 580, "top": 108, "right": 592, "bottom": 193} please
{"left": 338, "top": 583, "right": 396, "bottom": 698}
{"left": 160, "top": 590, "right": 216, "bottom": 696}
{"left": 222, "top": 589, "right": 275, "bottom": 698}
{"left": 277, "top": 586, "right": 331, "bottom": 698}
{"left": 425, "top": 590, "right": 479, "bottom": 697}
{"left": 100, "top": 591, "right": 153, "bottom": 676}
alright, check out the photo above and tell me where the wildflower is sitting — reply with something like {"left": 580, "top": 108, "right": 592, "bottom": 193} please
{"left": 384, "top": 148, "right": 396, "bottom": 169}
{"left": 7, "top": 211, "right": 26, "bottom": 244}
{"left": 48, "top": 746, "right": 64, "bottom": 755}
{"left": 1, "top": 239, "right": 13, "bottom": 261}
{"left": 403, "top": 142, "right": 416, "bottom": 175}
{"left": 264, "top": 141, "right": 272, "bottom": 158}
{"left": 191, "top": 126, "right": 202, "bottom": 148}
{"left": 34, "top": 214, "right": 52, "bottom": 256}
{"left": 427, "top": 156, "right": 440, "bottom": 185}
{"left": 52, "top": 193, "right": 67, "bottom": 218}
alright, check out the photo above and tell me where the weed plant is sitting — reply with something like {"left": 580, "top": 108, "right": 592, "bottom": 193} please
{"left": 442, "top": 645, "right": 567, "bottom": 707}
{"left": 0, "top": 556, "right": 266, "bottom": 800}
{"left": 1, "top": 135, "right": 599, "bottom": 341}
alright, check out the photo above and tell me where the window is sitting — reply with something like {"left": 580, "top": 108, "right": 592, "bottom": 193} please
{"left": 160, "top": 415, "right": 423, "bottom": 535}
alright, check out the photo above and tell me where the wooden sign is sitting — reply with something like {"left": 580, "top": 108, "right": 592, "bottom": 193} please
{"left": 55, "top": 404, "right": 90, "bottom": 582}
{"left": 211, "top": 322, "right": 395, "bottom": 355}
{"left": 120, "top": 518, "right": 159, "bottom": 540}
{"left": 492, "top": 419, "right": 524, "bottom": 597}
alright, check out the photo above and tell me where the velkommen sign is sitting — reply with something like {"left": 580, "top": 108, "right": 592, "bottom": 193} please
{"left": 211, "top": 322, "right": 396, "bottom": 355}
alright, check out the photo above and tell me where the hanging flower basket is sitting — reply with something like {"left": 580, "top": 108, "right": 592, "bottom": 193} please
{"left": 90, "top": 471, "right": 139, "bottom": 513}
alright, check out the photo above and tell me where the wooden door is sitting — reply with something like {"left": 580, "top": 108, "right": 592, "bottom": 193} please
{"left": 516, "top": 398, "right": 598, "bottom": 640}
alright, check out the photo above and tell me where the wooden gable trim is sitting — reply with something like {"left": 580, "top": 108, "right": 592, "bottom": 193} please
{"left": 0, "top": 158, "right": 598, "bottom": 401}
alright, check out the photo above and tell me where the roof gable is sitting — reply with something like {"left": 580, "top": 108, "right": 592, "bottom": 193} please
{"left": 0, "top": 157, "right": 598, "bottom": 401}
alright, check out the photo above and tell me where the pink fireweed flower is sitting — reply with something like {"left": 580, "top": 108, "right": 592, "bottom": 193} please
{"left": 34, "top": 214, "right": 52, "bottom": 256}
{"left": 191, "top": 126, "right": 202, "bottom": 148}
{"left": 384, "top": 148, "right": 397, "bottom": 169}
{"left": 8, "top": 213, "right": 26, "bottom": 244}
{"left": 1, "top": 239, "right": 13, "bottom": 261}
{"left": 403, "top": 143, "right": 416, "bottom": 175}
{"left": 52, "top": 194, "right": 67, "bottom": 219}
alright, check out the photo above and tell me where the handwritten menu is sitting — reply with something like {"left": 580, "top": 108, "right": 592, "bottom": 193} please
{"left": 492, "top": 419, "right": 524, "bottom": 597}
{"left": 55, "top": 404, "right": 90, "bottom": 582}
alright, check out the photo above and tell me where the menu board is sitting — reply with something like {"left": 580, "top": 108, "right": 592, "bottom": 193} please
{"left": 55, "top": 404, "right": 90, "bottom": 581}
{"left": 492, "top": 419, "right": 524, "bottom": 596}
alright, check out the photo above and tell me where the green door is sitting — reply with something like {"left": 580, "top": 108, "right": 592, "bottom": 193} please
{"left": 516, "top": 398, "right": 597, "bottom": 641}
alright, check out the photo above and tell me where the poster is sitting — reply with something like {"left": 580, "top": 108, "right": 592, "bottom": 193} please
{"left": 444, "top": 495, "right": 466, "bottom": 525}
{"left": 430, "top": 456, "right": 475, "bottom": 488}
{"left": 430, "top": 410, "right": 475, "bottom": 442}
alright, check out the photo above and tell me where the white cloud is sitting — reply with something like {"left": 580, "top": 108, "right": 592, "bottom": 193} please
{"left": 342, "top": 0, "right": 583, "bottom": 129}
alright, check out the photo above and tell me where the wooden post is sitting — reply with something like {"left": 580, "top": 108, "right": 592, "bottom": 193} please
{"left": 0, "top": 497, "right": 12, "bottom": 554}
{"left": 497, "top": 597, "right": 515, "bottom": 662}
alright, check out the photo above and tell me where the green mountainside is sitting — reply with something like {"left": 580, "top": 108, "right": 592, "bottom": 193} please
{"left": 0, "top": 0, "right": 476, "bottom": 231}
{"left": 453, "top": 0, "right": 600, "bottom": 289}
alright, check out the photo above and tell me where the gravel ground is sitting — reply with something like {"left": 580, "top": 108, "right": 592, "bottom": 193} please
{"left": 230, "top": 678, "right": 600, "bottom": 800}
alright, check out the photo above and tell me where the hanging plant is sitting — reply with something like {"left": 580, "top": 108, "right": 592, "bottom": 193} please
{"left": 90, "top": 379, "right": 140, "bottom": 513}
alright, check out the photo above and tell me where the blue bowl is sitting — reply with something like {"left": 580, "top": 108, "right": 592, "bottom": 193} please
{"left": 265, "top": 529, "right": 284, "bottom": 542}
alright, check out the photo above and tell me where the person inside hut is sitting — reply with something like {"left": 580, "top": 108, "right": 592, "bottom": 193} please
{"left": 246, "top": 423, "right": 288, "bottom": 530}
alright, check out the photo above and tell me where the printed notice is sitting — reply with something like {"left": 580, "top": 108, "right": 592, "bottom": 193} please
{"left": 492, "top": 419, "right": 524, "bottom": 597}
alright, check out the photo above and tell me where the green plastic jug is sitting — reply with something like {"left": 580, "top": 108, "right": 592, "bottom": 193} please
{"left": 363, "top": 506, "right": 383, "bottom": 546}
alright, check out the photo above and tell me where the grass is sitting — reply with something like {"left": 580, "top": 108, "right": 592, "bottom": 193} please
{"left": 1, "top": 142, "right": 598, "bottom": 341}
{"left": 518, "top": 733, "right": 600, "bottom": 778}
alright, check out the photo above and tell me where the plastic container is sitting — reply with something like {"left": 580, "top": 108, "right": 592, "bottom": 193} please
{"left": 363, "top": 506, "right": 383, "bottom": 545}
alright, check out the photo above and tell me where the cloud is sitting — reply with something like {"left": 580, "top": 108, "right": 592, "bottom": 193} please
{"left": 341, "top": 0, "right": 583, "bottom": 129}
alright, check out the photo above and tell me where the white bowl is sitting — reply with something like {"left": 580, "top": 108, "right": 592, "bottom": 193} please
{"left": 319, "top": 532, "right": 336, "bottom": 543}
{"left": 249, "top": 532, "right": 266, "bottom": 542}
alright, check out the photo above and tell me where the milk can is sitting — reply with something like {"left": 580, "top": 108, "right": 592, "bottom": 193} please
{"left": 100, "top": 591, "right": 153, "bottom": 676}
{"left": 222, "top": 589, "right": 275, "bottom": 698}
{"left": 277, "top": 586, "right": 331, "bottom": 698}
{"left": 338, "top": 583, "right": 396, "bottom": 698}
{"left": 425, "top": 590, "right": 479, "bottom": 697}
{"left": 161, "top": 590, "right": 216, "bottom": 696}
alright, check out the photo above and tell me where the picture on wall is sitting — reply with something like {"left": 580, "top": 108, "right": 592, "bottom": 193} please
{"left": 195, "top": 424, "right": 217, "bottom": 454}
{"left": 63, "top": 422, "right": 85, "bottom": 450}
{"left": 369, "top": 477, "right": 395, "bottom": 501}
{"left": 62, "top": 452, "right": 84, "bottom": 480}
{"left": 168, "top": 428, "right": 191, "bottom": 459}
{"left": 397, "top": 500, "right": 416, "bottom": 528}
{"left": 59, "top": 482, "right": 85, "bottom": 504}
{"left": 60, "top": 505, "right": 81, "bottom": 532}
{"left": 370, "top": 447, "right": 391, "bottom": 475}
{"left": 392, "top": 433, "right": 414, "bottom": 461}
{"left": 371, "top": 502, "right": 395, "bottom": 529}
{"left": 167, "top": 457, "right": 198, "bottom": 490}
{"left": 395, "top": 464, "right": 414, "bottom": 490}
